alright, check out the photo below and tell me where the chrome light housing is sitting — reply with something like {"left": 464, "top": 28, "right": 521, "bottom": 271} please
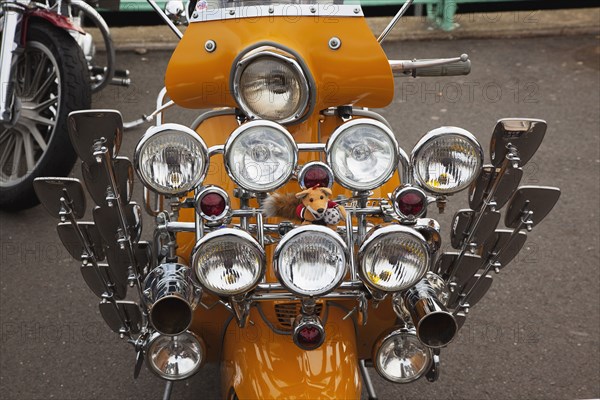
{"left": 326, "top": 119, "right": 399, "bottom": 191}
{"left": 146, "top": 331, "right": 206, "bottom": 381}
{"left": 411, "top": 127, "right": 483, "bottom": 194}
{"left": 232, "top": 46, "right": 311, "bottom": 124}
{"left": 224, "top": 120, "right": 297, "bottom": 192}
{"left": 359, "top": 225, "right": 430, "bottom": 292}
{"left": 191, "top": 228, "right": 265, "bottom": 296}
{"left": 372, "top": 325, "right": 432, "bottom": 383}
{"left": 274, "top": 225, "right": 348, "bottom": 297}
{"left": 134, "top": 123, "right": 209, "bottom": 196}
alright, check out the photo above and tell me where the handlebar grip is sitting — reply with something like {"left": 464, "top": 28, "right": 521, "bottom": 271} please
{"left": 414, "top": 60, "right": 471, "bottom": 77}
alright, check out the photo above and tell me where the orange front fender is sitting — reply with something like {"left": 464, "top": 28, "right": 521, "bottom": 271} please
{"left": 220, "top": 305, "right": 361, "bottom": 399}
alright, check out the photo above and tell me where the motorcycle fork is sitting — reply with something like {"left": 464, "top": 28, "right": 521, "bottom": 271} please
{"left": 0, "top": 2, "right": 24, "bottom": 125}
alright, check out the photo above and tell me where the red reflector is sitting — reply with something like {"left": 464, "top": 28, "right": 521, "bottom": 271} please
{"left": 397, "top": 191, "right": 425, "bottom": 216}
{"left": 297, "top": 326, "right": 323, "bottom": 347}
{"left": 200, "top": 193, "right": 226, "bottom": 217}
{"left": 303, "top": 165, "right": 331, "bottom": 188}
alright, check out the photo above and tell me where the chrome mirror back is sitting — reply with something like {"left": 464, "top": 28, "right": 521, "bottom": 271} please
{"left": 82, "top": 156, "right": 134, "bottom": 206}
{"left": 504, "top": 186, "right": 561, "bottom": 229}
{"left": 33, "top": 177, "right": 87, "bottom": 220}
{"left": 57, "top": 221, "right": 105, "bottom": 261}
{"left": 469, "top": 164, "right": 523, "bottom": 210}
{"left": 99, "top": 300, "right": 143, "bottom": 335}
{"left": 93, "top": 202, "right": 143, "bottom": 246}
{"left": 480, "top": 229, "right": 528, "bottom": 271}
{"left": 68, "top": 109, "right": 123, "bottom": 165}
{"left": 490, "top": 118, "right": 547, "bottom": 167}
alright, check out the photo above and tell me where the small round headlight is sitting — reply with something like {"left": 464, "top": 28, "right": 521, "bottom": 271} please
{"left": 359, "top": 225, "right": 430, "bottom": 292}
{"left": 224, "top": 120, "right": 297, "bottom": 193}
{"left": 191, "top": 228, "right": 265, "bottom": 296}
{"left": 146, "top": 331, "right": 205, "bottom": 381}
{"left": 326, "top": 119, "right": 399, "bottom": 191}
{"left": 233, "top": 47, "right": 310, "bottom": 124}
{"left": 411, "top": 127, "right": 483, "bottom": 194}
{"left": 274, "top": 225, "right": 348, "bottom": 297}
{"left": 373, "top": 326, "right": 432, "bottom": 383}
{"left": 134, "top": 124, "right": 209, "bottom": 196}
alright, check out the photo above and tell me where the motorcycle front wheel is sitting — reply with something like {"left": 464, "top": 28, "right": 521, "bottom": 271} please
{"left": 0, "top": 21, "right": 91, "bottom": 211}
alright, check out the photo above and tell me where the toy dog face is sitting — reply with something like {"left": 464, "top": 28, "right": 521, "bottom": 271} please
{"left": 295, "top": 187, "right": 333, "bottom": 218}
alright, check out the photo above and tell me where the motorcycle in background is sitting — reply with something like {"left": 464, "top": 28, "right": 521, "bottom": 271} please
{"left": 32, "top": 0, "right": 561, "bottom": 398}
{"left": 0, "top": 0, "right": 127, "bottom": 210}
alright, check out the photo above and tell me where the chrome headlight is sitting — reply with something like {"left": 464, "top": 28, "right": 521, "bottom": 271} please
{"left": 233, "top": 47, "right": 311, "bottom": 124}
{"left": 191, "top": 228, "right": 265, "bottom": 296}
{"left": 372, "top": 326, "right": 432, "bottom": 383}
{"left": 224, "top": 120, "right": 297, "bottom": 192}
{"left": 411, "top": 127, "right": 483, "bottom": 194}
{"left": 326, "top": 119, "right": 399, "bottom": 191}
{"left": 359, "top": 225, "right": 430, "bottom": 292}
{"left": 134, "top": 124, "right": 209, "bottom": 196}
{"left": 274, "top": 225, "right": 348, "bottom": 297}
{"left": 146, "top": 331, "right": 205, "bottom": 381}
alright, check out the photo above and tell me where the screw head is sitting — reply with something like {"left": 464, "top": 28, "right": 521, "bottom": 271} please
{"left": 204, "top": 40, "right": 216, "bottom": 53}
{"left": 328, "top": 37, "right": 341, "bottom": 50}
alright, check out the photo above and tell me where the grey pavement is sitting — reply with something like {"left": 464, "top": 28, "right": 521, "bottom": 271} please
{"left": 1, "top": 33, "right": 599, "bottom": 399}
{"left": 87, "top": 8, "right": 600, "bottom": 51}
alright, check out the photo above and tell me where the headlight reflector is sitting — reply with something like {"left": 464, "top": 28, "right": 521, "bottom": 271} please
{"left": 191, "top": 229, "right": 265, "bottom": 296}
{"left": 224, "top": 120, "right": 297, "bottom": 192}
{"left": 134, "top": 124, "right": 208, "bottom": 196}
{"left": 146, "top": 331, "right": 205, "bottom": 381}
{"left": 274, "top": 225, "right": 348, "bottom": 297}
{"left": 359, "top": 225, "right": 430, "bottom": 292}
{"left": 326, "top": 119, "right": 398, "bottom": 191}
{"left": 411, "top": 127, "right": 483, "bottom": 194}
{"left": 373, "top": 326, "right": 432, "bottom": 383}
{"left": 233, "top": 48, "right": 310, "bottom": 123}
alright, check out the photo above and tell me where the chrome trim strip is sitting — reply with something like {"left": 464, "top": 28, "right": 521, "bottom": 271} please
{"left": 190, "top": 4, "right": 363, "bottom": 23}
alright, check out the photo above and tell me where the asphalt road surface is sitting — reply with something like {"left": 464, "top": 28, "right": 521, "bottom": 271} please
{"left": 1, "top": 34, "right": 599, "bottom": 400}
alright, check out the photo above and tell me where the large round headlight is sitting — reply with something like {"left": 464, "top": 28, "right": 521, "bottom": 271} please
{"left": 134, "top": 124, "right": 209, "bottom": 196}
{"left": 326, "top": 119, "right": 399, "bottom": 191}
{"left": 191, "top": 228, "right": 265, "bottom": 296}
{"left": 274, "top": 225, "right": 348, "bottom": 297}
{"left": 359, "top": 225, "right": 430, "bottom": 292}
{"left": 233, "top": 47, "right": 310, "bottom": 124}
{"left": 146, "top": 331, "right": 206, "bottom": 381}
{"left": 224, "top": 120, "right": 297, "bottom": 192}
{"left": 373, "top": 326, "right": 432, "bottom": 383}
{"left": 411, "top": 127, "right": 483, "bottom": 194}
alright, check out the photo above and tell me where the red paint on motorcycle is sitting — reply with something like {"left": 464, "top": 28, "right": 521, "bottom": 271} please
{"left": 26, "top": 9, "right": 85, "bottom": 35}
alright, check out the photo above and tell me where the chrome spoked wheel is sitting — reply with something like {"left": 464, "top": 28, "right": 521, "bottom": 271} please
{"left": 0, "top": 41, "right": 60, "bottom": 186}
{"left": 0, "top": 22, "right": 90, "bottom": 211}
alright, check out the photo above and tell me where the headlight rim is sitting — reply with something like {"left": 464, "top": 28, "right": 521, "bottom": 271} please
{"left": 223, "top": 120, "right": 298, "bottom": 193}
{"left": 231, "top": 45, "right": 312, "bottom": 125}
{"left": 372, "top": 325, "right": 433, "bottom": 384}
{"left": 195, "top": 185, "right": 231, "bottom": 222}
{"left": 358, "top": 225, "right": 431, "bottom": 293}
{"left": 273, "top": 224, "right": 349, "bottom": 297}
{"left": 134, "top": 123, "right": 209, "bottom": 197}
{"left": 145, "top": 330, "right": 206, "bottom": 381}
{"left": 410, "top": 126, "right": 484, "bottom": 195}
{"left": 325, "top": 118, "right": 400, "bottom": 191}
{"left": 191, "top": 228, "right": 266, "bottom": 297}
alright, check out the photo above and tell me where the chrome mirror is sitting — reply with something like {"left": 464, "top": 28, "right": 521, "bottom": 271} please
{"left": 450, "top": 209, "right": 473, "bottom": 249}
{"left": 82, "top": 156, "right": 134, "bottom": 206}
{"left": 93, "top": 202, "right": 143, "bottom": 246}
{"left": 490, "top": 118, "right": 546, "bottom": 167}
{"left": 68, "top": 110, "right": 123, "bottom": 165}
{"left": 504, "top": 186, "right": 561, "bottom": 229}
{"left": 480, "top": 229, "right": 528, "bottom": 270}
{"left": 99, "top": 300, "right": 143, "bottom": 334}
{"left": 470, "top": 209, "right": 501, "bottom": 245}
{"left": 33, "top": 177, "right": 86, "bottom": 219}
{"left": 469, "top": 165, "right": 523, "bottom": 210}
{"left": 450, "top": 273, "right": 493, "bottom": 309}
{"left": 103, "top": 246, "right": 130, "bottom": 288}
{"left": 57, "top": 221, "right": 105, "bottom": 261}
{"left": 436, "top": 252, "right": 482, "bottom": 289}
{"left": 81, "top": 263, "right": 127, "bottom": 300}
